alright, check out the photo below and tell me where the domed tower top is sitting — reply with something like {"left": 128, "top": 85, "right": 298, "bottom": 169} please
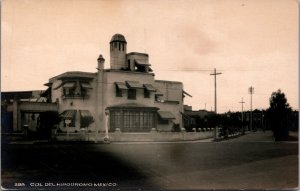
{"left": 110, "top": 34, "right": 127, "bottom": 43}
{"left": 110, "top": 33, "right": 127, "bottom": 70}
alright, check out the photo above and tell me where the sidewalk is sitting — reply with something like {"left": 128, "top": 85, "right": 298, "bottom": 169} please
{"left": 222, "top": 130, "right": 298, "bottom": 143}
{"left": 225, "top": 130, "right": 274, "bottom": 142}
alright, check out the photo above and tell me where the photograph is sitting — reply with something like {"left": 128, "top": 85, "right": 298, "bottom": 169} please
{"left": 1, "top": 0, "right": 298, "bottom": 190}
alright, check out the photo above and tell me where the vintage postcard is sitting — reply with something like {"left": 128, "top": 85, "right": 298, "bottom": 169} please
{"left": 1, "top": 0, "right": 298, "bottom": 190}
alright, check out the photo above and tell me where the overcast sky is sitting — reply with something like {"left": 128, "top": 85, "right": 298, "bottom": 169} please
{"left": 2, "top": 0, "right": 298, "bottom": 113}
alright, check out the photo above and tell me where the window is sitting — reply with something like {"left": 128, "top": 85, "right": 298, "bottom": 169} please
{"left": 63, "top": 87, "right": 76, "bottom": 97}
{"left": 143, "top": 112, "right": 154, "bottom": 128}
{"left": 119, "top": 43, "right": 121, "bottom": 51}
{"left": 110, "top": 111, "right": 122, "bottom": 131}
{"left": 144, "top": 89, "right": 150, "bottom": 98}
{"left": 63, "top": 118, "right": 76, "bottom": 127}
{"left": 128, "top": 89, "right": 136, "bottom": 100}
{"left": 61, "top": 110, "right": 77, "bottom": 127}
{"left": 155, "top": 95, "right": 161, "bottom": 101}
{"left": 116, "top": 86, "right": 122, "bottom": 97}
{"left": 115, "top": 82, "right": 128, "bottom": 97}
{"left": 80, "top": 110, "right": 94, "bottom": 128}
{"left": 123, "top": 111, "right": 130, "bottom": 129}
{"left": 62, "top": 81, "right": 91, "bottom": 99}
{"left": 110, "top": 110, "right": 155, "bottom": 132}
{"left": 81, "top": 88, "right": 87, "bottom": 98}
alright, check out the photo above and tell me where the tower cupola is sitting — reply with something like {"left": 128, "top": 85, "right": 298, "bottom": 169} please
{"left": 110, "top": 34, "right": 127, "bottom": 70}
{"left": 97, "top": 54, "right": 105, "bottom": 70}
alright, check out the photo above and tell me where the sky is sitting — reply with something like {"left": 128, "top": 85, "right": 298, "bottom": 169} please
{"left": 1, "top": 0, "right": 299, "bottom": 113}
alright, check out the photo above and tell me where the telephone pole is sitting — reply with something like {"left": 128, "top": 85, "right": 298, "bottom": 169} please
{"left": 210, "top": 68, "right": 222, "bottom": 139}
{"left": 248, "top": 86, "right": 254, "bottom": 131}
{"left": 239, "top": 97, "right": 245, "bottom": 134}
{"left": 210, "top": 68, "right": 222, "bottom": 114}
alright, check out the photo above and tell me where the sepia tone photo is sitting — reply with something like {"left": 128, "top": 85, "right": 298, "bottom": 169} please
{"left": 1, "top": 0, "right": 298, "bottom": 190}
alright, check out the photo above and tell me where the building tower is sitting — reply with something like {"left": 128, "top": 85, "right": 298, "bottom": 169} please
{"left": 110, "top": 34, "right": 127, "bottom": 70}
{"left": 96, "top": 54, "right": 105, "bottom": 133}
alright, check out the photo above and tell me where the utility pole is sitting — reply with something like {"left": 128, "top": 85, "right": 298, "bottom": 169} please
{"left": 239, "top": 97, "right": 245, "bottom": 134}
{"left": 210, "top": 68, "right": 222, "bottom": 139}
{"left": 210, "top": 68, "right": 222, "bottom": 114}
{"left": 248, "top": 86, "right": 254, "bottom": 131}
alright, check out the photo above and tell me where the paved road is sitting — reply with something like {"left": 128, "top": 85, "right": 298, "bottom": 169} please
{"left": 1, "top": 131, "right": 298, "bottom": 190}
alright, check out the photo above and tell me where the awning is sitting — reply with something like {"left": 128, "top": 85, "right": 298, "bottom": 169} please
{"left": 80, "top": 110, "right": 94, "bottom": 127}
{"left": 63, "top": 82, "right": 76, "bottom": 88}
{"left": 115, "top": 82, "right": 128, "bottom": 90}
{"left": 135, "top": 60, "right": 153, "bottom": 72}
{"left": 126, "top": 81, "right": 144, "bottom": 89}
{"left": 44, "top": 82, "right": 52, "bottom": 87}
{"left": 60, "top": 110, "right": 77, "bottom": 118}
{"left": 54, "top": 83, "right": 63, "bottom": 90}
{"left": 158, "top": 111, "right": 176, "bottom": 119}
{"left": 134, "top": 60, "right": 151, "bottom": 66}
{"left": 81, "top": 82, "right": 92, "bottom": 89}
{"left": 183, "top": 90, "right": 192, "bottom": 97}
{"left": 80, "top": 110, "right": 94, "bottom": 120}
{"left": 144, "top": 84, "right": 156, "bottom": 92}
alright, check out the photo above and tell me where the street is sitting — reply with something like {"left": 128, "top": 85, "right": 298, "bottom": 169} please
{"left": 1, "top": 131, "right": 298, "bottom": 190}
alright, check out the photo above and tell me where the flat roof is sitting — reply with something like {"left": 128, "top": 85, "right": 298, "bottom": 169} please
{"left": 127, "top": 52, "right": 149, "bottom": 57}
{"left": 106, "top": 69, "right": 155, "bottom": 76}
{"left": 1, "top": 90, "right": 44, "bottom": 101}
{"left": 49, "top": 71, "right": 96, "bottom": 82}
{"left": 155, "top": 80, "right": 182, "bottom": 84}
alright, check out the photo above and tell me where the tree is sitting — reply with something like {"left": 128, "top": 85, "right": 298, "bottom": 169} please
{"left": 266, "top": 89, "right": 292, "bottom": 141}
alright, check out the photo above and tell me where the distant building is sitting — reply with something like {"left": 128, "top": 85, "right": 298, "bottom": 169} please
{"left": 2, "top": 34, "right": 192, "bottom": 140}
{"left": 1, "top": 91, "right": 57, "bottom": 134}
{"left": 182, "top": 105, "right": 215, "bottom": 131}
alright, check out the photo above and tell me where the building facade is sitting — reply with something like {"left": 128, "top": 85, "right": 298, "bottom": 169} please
{"left": 43, "top": 34, "right": 188, "bottom": 136}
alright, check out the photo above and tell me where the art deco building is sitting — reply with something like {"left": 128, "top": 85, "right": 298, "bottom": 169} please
{"left": 46, "top": 34, "right": 189, "bottom": 134}
{"left": 2, "top": 34, "right": 193, "bottom": 141}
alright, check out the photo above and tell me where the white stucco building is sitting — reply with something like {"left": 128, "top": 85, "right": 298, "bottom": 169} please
{"left": 2, "top": 34, "right": 217, "bottom": 142}
{"left": 45, "top": 34, "right": 190, "bottom": 136}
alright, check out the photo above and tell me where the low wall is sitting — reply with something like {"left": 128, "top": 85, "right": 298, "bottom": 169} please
{"left": 55, "top": 130, "right": 214, "bottom": 142}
